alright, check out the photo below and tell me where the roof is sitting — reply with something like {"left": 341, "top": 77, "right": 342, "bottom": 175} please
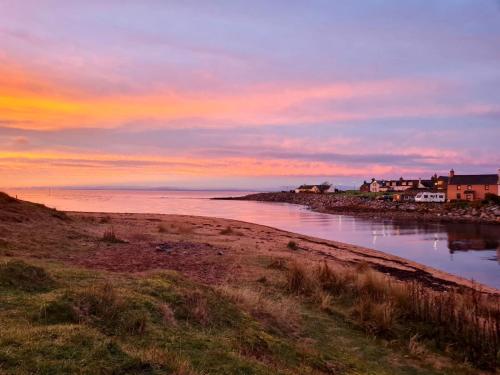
{"left": 449, "top": 174, "right": 498, "bottom": 185}
{"left": 297, "top": 184, "right": 330, "bottom": 191}
{"left": 372, "top": 179, "right": 432, "bottom": 187}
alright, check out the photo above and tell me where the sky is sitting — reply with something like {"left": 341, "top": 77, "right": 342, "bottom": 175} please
{"left": 1, "top": 0, "right": 499, "bottom": 189}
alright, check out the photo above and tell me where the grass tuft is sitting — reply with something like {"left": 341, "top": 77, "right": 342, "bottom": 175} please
{"left": 101, "top": 228, "right": 126, "bottom": 243}
{"left": 220, "top": 226, "right": 234, "bottom": 235}
{"left": 0, "top": 260, "right": 55, "bottom": 292}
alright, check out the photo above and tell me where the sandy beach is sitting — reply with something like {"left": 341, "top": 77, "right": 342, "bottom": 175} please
{"left": 3, "top": 201, "right": 497, "bottom": 295}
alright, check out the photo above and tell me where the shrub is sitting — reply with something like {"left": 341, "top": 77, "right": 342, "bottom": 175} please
{"left": 158, "top": 224, "right": 168, "bottom": 233}
{"left": 0, "top": 260, "right": 55, "bottom": 292}
{"left": 287, "top": 241, "right": 298, "bottom": 251}
{"left": 483, "top": 193, "right": 500, "bottom": 205}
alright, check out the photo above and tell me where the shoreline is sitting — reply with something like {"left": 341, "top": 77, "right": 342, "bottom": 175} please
{"left": 215, "top": 192, "right": 500, "bottom": 225}
{"left": 68, "top": 211, "right": 499, "bottom": 295}
{"left": 0, "top": 191, "right": 497, "bottom": 294}
{"left": 2, "top": 192, "right": 499, "bottom": 372}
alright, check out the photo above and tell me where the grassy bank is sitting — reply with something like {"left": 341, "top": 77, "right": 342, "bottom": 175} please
{"left": 0, "top": 192, "right": 498, "bottom": 374}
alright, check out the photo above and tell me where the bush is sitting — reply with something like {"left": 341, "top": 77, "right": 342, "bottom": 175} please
{"left": 483, "top": 193, "right": 500, "bottom": 205}
{"left": 287, "top": 241, "right": 298, "bottom": 251}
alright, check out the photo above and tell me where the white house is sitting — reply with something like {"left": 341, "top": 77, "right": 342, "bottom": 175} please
{"left": 295, "top": 184, "right": 331, "bottom": 194}
{"left": 369, "top": 178, "right": 432, "bottom": 193}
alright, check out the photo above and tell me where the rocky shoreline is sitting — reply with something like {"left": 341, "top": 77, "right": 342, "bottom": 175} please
{"left": 216, "top": 192, "right": 500, "bottom": 225}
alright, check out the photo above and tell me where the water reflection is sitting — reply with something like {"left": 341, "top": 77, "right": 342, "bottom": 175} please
{"left": 4, "top": 189, "right": 500, "bottom": 289}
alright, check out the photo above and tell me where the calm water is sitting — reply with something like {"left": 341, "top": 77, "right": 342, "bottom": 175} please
{"left": 5, "top": 189, "right": 500, "bottom": 289}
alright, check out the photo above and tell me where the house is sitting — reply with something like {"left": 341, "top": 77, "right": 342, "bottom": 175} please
{"left": 359, "top": 181, "right": 370, "bottom": 192}
{"left": 295, "top": 184, "right": 331, "bottom": 194}
{"left": 446, "top": 169, "right": 500, "bottom": 201}
{"left": 431, "top": 174, "right": 449, "bottom": 192}
{"left": 369, "top": 177, "right": 433, "bottom": 193}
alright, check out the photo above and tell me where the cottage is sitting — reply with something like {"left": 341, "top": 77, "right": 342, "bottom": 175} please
{"left": 369, "top": 177, "right": 433, "bottom": 193}
{"left": 359, "top": 181, "right": 370, "bottom": 192}
{"left": 433, "top": 174, "right": 449, "bottom": 192}
{"left": 446, "top": 169, "right": 500, "bottom": 201}
{"left": 295, "top": 184, "right": 331, "bottom": 194}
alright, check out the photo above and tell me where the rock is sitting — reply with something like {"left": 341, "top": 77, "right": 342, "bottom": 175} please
{"left": 217, "top": 251, "right": 224, "bottom": 256}
{"left": 155, "top": 243, "right": 171, "bottom": 252}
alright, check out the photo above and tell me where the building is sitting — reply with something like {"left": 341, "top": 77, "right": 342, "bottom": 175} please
{"left": 393, "top": 189, "right": 420, "bottom": 202}
{"left": 369, "top": 177, "right": 433, "bottom": 193}
{"left": 432, "top": 174, "right": 449, "bottom": 192}
{"left": 359, "top": 181, "right": 370, "bottom": 192}
{"left": 446, "top": 169, "right": 500, "bottom": 201}
{"left": 295, "top": 184, "right": 331, "bottom": 194}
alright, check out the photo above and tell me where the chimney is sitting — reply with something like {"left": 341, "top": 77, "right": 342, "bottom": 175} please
{"left": 449, "top": 169, "right": 455, "bottom": 178}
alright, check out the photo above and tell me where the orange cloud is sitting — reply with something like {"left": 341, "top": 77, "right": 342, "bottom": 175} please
{"left": 0, "top": 148, "right": 396, "bottom": 187}
{"left": 1, "top": 60, "right": 473, "bottom": 131}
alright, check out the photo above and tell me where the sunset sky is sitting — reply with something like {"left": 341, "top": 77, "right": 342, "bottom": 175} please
{"left": 1, "top": 1, "right": 499, "bottom": 189}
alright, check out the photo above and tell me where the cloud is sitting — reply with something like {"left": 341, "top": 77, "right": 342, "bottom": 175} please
{"left": 11, "top": 136, "right": 29, "bottom": 146}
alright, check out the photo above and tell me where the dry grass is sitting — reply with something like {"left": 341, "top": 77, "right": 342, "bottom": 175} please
{"left": 408, "top": 334, "right": 427, "bottom": 356}
{"left": 134, "top": 347, "right": 199, "bottom": 375}
{"left": 99, "top": 216, "right": 111, "bottom": 224}
{"left": 157, "top": 223, "right": 194, "bottom": 235}
{"left": 284, "top": 259, "right": 500, "bottom": 369}
{"left": 220, "top": 226, "right": 234, "bottom": 235}
{"left": 159, "top": 302, "right": 177, "bottom": 326}
{"left": 180, "top": 290, "right": 210, "bottom": 326}
{"left": 218, "top": 285, "right": 301, "bottom": 332}
{"left": 71, "top": 282, "right": 122, "bottom": 323}
{"left": 267, "top": 258, "right": 288, "bottom": 270}
{"left": 101, "top": 228, "right": 126, "bottom": 243}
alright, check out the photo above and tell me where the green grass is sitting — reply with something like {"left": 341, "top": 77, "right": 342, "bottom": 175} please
{"left": 0, "top": 258, "right": 486, "bottom": 375}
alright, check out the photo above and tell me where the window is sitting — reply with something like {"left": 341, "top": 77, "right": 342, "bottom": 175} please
{"left": 467, "top": 185, "right": 472, "bottom": 190}
{"left": 457, "top": 185, "right": 461, "bottom": 190}
{"left": 485, "top": 185, "right": 489, "bottom": 190}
